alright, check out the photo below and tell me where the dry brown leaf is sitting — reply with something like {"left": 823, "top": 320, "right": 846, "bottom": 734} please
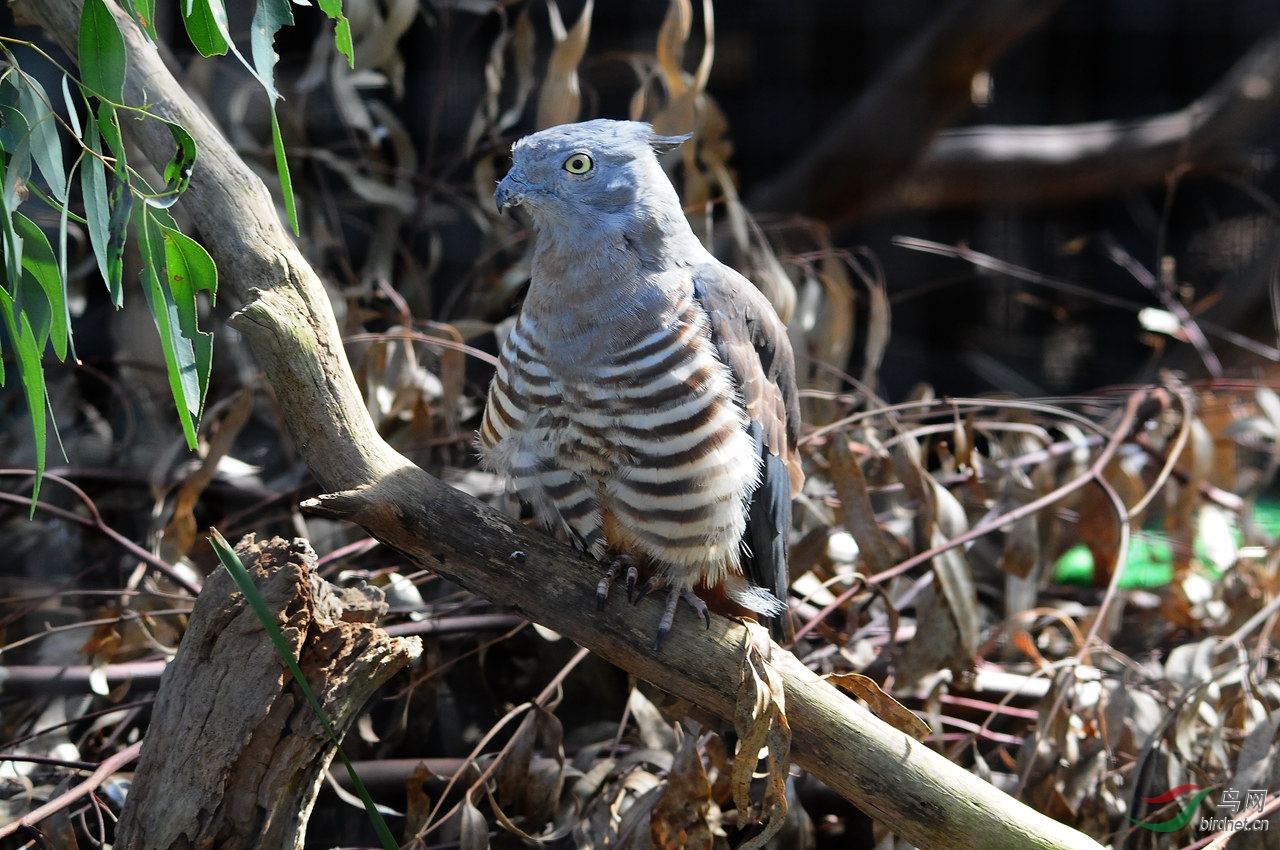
{"left": 159, "top": 387, "right": 254, "bottom": 563}
{"left": 995, "top": 479, "right": 1040, "bottom": 581}
{"left": 828, "top": 436, "right": 895, "bottom": 574}
{"left": 898, "top": 584, "right": 972, "bottom": 686}
{"left": 403, "top": 761, "right": 438, "bottom": 837}
{"left": 649, "top": 727, "right": 713, "bottom": 850}
{"left": 731, "top": 633, "right": 790, "bottom": 849}
{"left": 536, "top": 0, "right": 593, "bottom": 129}
{"left": 1077, "top": 477, "right": 1123, "bottom": 586}
{"left": 654, "top": 0, "right": 692, "bottom": 100}
{"left": 826, "top": 672, "right": 931, "bottom": 741}
{"left": 856, "top": 255, "right": 890, "bottom": 391}
{"left": 424, "top": 321, "right": 467, "bottom": 437}
{"left": 893, "top": 439, "right": 981, "bottom": 658}
{"left": 458, "top": 794, "right": 490, "bottom": 850}
{"left": 630, "top": 685, "right": 679, "bottom": 752}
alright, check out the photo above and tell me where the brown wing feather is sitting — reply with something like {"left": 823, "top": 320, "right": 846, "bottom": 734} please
{"left": 691, "top": 261, "right": 803, "bottom": 641}
{"left": 691, "top": 262, "right": 803, "bottom": 490}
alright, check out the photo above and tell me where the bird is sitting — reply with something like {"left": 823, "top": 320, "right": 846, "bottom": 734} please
{"left": 479, "top": 119, "right": 803, "bottom": 648}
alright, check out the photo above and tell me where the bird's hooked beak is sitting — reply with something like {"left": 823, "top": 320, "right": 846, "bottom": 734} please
{"left": 495, "top": 170, "right": 525, "bottom": 213}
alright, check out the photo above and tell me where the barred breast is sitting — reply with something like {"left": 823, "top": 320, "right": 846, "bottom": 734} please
{"left": 477, "top": 291, "right": 759, "bottom": 591}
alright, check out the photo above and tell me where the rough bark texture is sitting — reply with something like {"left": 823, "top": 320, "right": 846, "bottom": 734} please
{"left": 14, "top": 0, "right": 1104, "bottom": 848}
{"left": 113, "top": 535, "right": 421, "bottom": 850}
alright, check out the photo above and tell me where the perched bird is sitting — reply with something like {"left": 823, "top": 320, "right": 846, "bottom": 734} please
{"left": 479, "top": 119, "right": 803, "bottom": 648}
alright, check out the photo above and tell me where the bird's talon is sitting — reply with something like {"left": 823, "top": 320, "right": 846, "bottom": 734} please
{"left": 633, "top": 576, "right": 660, "bottom": 605}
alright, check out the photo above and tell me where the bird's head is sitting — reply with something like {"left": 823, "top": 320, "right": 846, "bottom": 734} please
{"left": 495, "top": 120, "right": 691, "bottom": 231}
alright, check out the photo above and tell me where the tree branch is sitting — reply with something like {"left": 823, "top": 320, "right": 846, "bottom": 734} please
{"left": 869, "top": 24, "right": 1280, "bottom": 216}
{"left": 747, "top": 0, "right": 1067, "bottom": 221}
{"left": 14, "top": 0, "right": 1103, "bottom": 847}
{"left": 748, "top": 3, "right": 1280, "bottom": 222}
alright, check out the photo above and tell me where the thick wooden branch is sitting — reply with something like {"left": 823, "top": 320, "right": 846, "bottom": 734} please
{"left": 748, "top": 3, "right": 1280, "bottom": 222}
{"left": 868, "top": 24, "right": 1280, "bottom": 216}
{"left": 15, "top": 0, "right": 1103, "bottom": 847}
{"left": 747, "top": 0, "right": 1066, "bottom": 221}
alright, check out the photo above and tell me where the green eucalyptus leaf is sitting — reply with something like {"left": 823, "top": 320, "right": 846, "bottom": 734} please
{"left": 79, "top": 0, "right": 128, "bottom": 103}
{"left": 182, "top": 0, "right": 231, "bottom": 57}
{"left": 146, "top": 120, "right": 197, "bottom": 208}
{"left": 136, "top": 206, "right": 199, "bottom": 447}
{"left": 12, "top": 212, "right": 68, "bottom": 360}
{"left": 80, "top": 117, "right": 118, "bottom": 304}
{"left": 14, "top": 72, "right": 67, "bottom": 203}
{"left": 0, "top": 152, "right": 23, "bottom": 289}
{"left": 269, "top": 108, "right": 298, "bottom": 235}
{"left": 0, "top": 287, "right": 49, "bottom": 506}
{"left": 318, "top": 0, "right": 354, "bottom": 67}
{"left": 159, "top": 223, "right": 215, "bottom": 413}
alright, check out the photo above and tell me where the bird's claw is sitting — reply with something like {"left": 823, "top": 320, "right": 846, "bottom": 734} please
{"left": 652, "top": 586, "right": 711, "bottom": 650}
{"left": 596, "top": 554, "right": 640, "bottom": 609}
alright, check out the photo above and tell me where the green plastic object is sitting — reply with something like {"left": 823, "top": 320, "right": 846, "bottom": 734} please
{"left": 1052, "top": 500, "right": 1280, "bottom": 588}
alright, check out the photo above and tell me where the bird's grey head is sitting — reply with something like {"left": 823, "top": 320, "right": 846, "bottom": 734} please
{"left": 495, "top": 120, "right": 691, "bottom": 230}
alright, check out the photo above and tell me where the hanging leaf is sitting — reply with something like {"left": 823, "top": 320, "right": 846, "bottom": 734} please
{"left": 317, "top": 0, "right": 354, "bottom": 67}
{"left": 120, "top": 0, "right": 159, "bottom": 40}
{"left": 12, "top": 212, "right": 68, "bottom": 360}
{"left": 146, "top": 119, "right": 197, "bottom": 208}
{"left": 0, "top": 77, "right": 34, "bottom": 219}
{"left": 159, "top": 223, "right": 216, "bottom": 416}
{"left": 12, "top": 72, "right": 67, "bottom": 204}
{"left": 80, "top": 116, "right": 119, "bottom": 304}
{"left": 96, "top": 104, "right": 131, "bottom": 306}
{"left": 0, "top": 151, "right": 24, "bottom": 290}
{"left": 249, "top": 0, "right": 299, "bottom": 233}
{"left": 0, "top": 287, "right": 49, "bottom": 506}
{"left": 182, "top": 0, "right": 231, "bottom": 58}
{"left": 80, "top": 0, "right": 128, "bottom": 103}
{"left": 135, "top": 206, "right": 200, "bottom": 446}
{"left": 269, "top": 109, "right": 298, "bottom": 234}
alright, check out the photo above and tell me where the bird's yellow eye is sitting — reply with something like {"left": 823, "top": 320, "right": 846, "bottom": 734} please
{"left": 563, "top": 153, "right": 593, "bottom": 174}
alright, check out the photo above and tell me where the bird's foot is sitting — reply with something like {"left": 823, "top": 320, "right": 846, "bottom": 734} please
{"left": 640, "top": 581, "right": 710, "bottom": 650}
{"left": 596, "top": 553, "right": 640, "bottom": 609}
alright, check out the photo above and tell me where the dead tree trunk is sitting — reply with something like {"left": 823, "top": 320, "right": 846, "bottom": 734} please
{"left": 113, "top": 535, "right": 421, "bottom": 850}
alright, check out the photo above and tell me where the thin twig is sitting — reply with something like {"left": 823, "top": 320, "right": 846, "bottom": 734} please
{"left": 0, "top": 739, "right": 143, "bottom": 840}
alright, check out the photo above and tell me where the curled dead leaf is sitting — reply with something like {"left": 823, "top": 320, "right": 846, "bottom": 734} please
{"left": 825, "top": 672, "right": 931, "bottom": 741}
